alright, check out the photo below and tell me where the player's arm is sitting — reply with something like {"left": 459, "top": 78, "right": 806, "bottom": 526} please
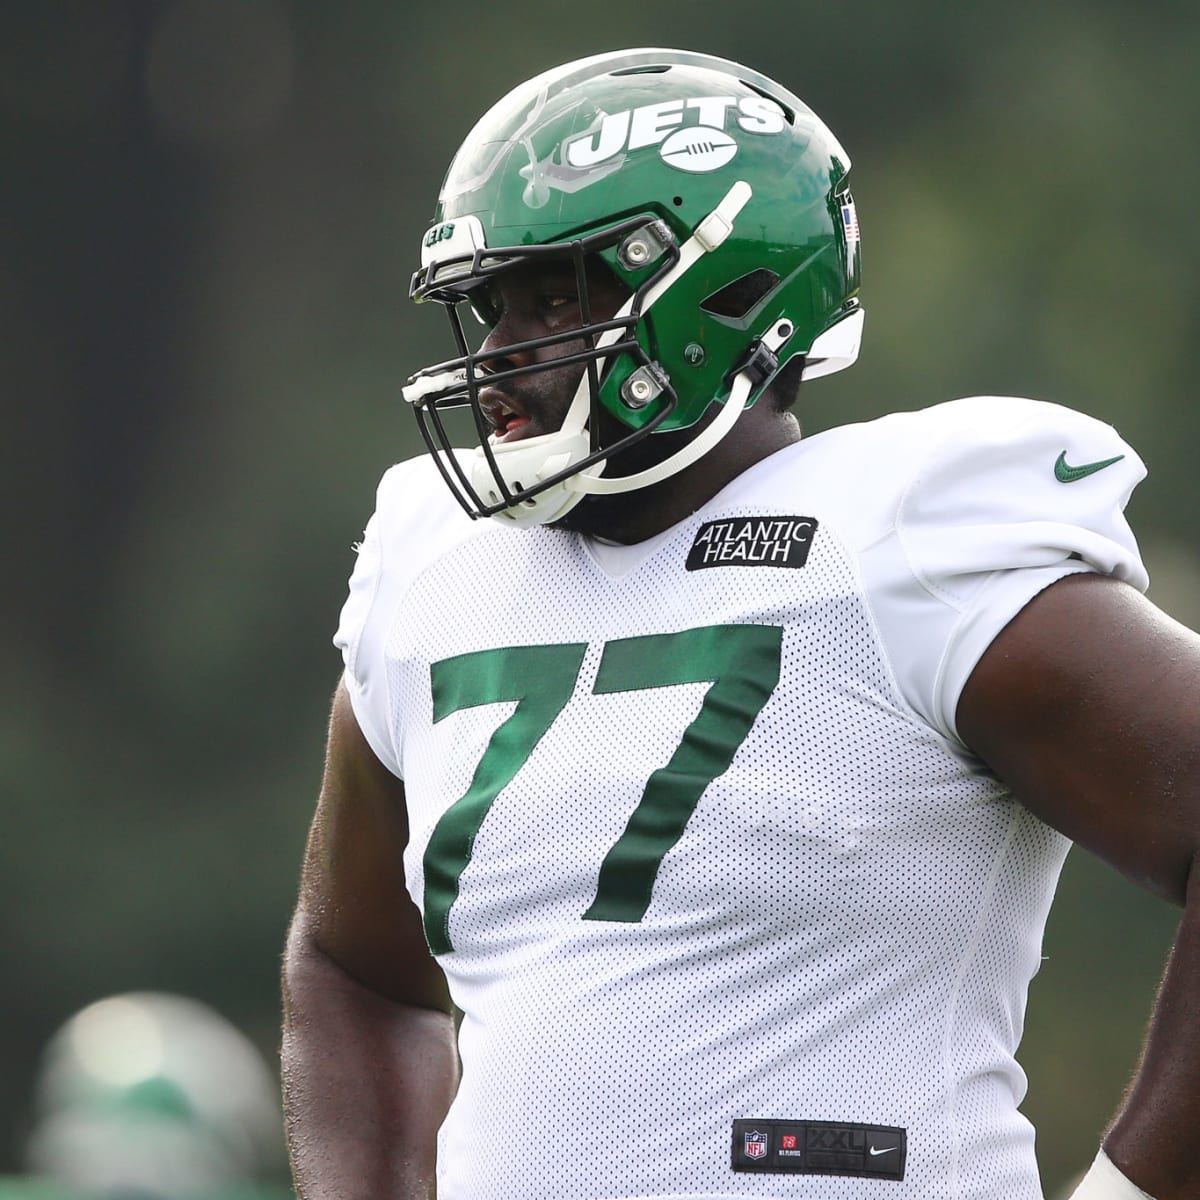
{"left": 957, "top": 572, "right": 1200, "bottom": 1200}
{"left": 282, "top": 679, "right": 457, "bottom": 1199}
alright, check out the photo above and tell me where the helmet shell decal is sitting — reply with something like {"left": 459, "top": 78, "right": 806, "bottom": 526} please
{"left": 562, "top": 94, "right": 784, "bottom": 169}
{"left": 520, "top": 149, "right": 625, "bottom": 208}
{"left": 516, "top": 92, "right": 788, "bottom": 203}
{"left": 659, "top": 126, "right": 738, "bottom": 172}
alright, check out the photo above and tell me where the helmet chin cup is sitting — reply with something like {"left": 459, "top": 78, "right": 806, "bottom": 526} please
{"left": 472, "top": 428, "right": 592, "bottom": 527}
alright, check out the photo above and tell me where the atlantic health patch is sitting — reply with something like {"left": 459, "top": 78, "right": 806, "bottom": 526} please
{"left": 686, "top": 516, "right": 818, "bottom": 571}
{"left": 731, "top": 1118, "right": 905, "bottom": 1180}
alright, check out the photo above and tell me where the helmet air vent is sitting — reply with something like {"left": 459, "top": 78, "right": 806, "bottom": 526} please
{"left": 738, "top": 79, "right": 794, "bottom": 124}
{"left": 700, "top": 269, "right": 781, "bottom": 319}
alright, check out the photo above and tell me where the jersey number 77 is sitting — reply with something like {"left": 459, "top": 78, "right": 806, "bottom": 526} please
{"left": 422, "top": 623, "right": 784, "bottom": 953}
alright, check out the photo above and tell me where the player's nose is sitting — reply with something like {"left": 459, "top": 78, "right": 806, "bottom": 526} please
{"left": 478, "top": 308, "right": 542, "bottom": 377}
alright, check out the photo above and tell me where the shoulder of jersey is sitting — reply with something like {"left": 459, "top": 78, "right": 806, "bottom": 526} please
{"left": 373, "top": 452, "right": 504, "bottom": 561}
{"left": 814, "top": 394, "right": 1091, "bottom": 449}
{"left": 778, "top": 395, "right": 1141, "bottom": 537}
{"left": 802, "top": 394, "right": 1131, "bottom": 479}
{"left": 780, "top": 396, "right": 1029, "bottom": 496}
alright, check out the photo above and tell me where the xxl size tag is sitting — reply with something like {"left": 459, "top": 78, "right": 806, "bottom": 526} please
{"left": 731, "top": 1118, "right": 906, "bottom": 1180}
{"left": 686, "top": 516, "right": 818, "bottom": 571}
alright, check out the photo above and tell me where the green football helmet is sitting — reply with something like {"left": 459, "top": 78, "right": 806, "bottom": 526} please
{"left": 404, "top": 47, "right": 862, "bottom": 526}
{"left": 26, "top": 992, "right": 285, "bottom": 1196}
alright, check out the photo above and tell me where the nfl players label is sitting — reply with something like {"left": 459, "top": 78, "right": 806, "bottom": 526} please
{"left": 685, "top": 515, "right": 818, "bottom": 571}
{"left": 731, "top": 1119, "right": 906, "bottom": 1180}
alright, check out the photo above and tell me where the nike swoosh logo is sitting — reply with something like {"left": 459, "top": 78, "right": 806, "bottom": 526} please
{"left": 1054, "top": 451, "right": 1124, "bottom": 483}
{"left": 869, "top": 1145, "right": 897, "bottom": 1156}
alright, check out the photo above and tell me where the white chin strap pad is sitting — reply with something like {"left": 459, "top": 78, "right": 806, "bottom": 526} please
{"left": 472, "top": 429, "right": 592, "bottom": 527}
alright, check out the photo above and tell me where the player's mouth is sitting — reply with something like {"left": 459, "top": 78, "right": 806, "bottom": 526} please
{"left": 480, "top": 390, "right": 535, "bottom": 443}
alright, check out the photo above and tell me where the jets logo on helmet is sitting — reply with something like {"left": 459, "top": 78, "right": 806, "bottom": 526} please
{"left": 561, "top": 93, "right": 787, "bottom": 173}
{"left": 402, "top": 48, "right": 864, "bottom": 527}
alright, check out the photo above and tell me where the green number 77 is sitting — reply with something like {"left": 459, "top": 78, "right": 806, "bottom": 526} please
{"left": 422, "top": 623, "right": 783, "bottom": 954}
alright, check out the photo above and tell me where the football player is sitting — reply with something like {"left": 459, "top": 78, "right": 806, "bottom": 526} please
{"left": 281, "top": 49, "right": 1199, "bottom": 1200}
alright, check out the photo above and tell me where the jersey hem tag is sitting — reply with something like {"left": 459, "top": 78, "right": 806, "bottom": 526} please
{"left": 731, "top": 1118, "right": 906, "bottom": 1180}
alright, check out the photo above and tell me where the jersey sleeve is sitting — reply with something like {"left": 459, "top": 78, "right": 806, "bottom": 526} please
{"left": 332, "top": 455, "right": 489, "bottom": 778}
{"left": 332, "top": 468, "right": 408, "bottom": 779}
{"left": 867, "top": 396, "right": 1149, "bottom": 745}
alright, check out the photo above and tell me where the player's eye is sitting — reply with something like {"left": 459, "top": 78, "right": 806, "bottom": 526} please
{"left": 541, "top": 290, "right": 579, "bottom": 315}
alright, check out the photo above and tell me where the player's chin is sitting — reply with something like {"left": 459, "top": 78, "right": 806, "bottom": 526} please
{"left": 547, "top": 491, "right": 632, "bottom": 536}
{"left": 550, "top": 484, "right": 679, "bottom": 538}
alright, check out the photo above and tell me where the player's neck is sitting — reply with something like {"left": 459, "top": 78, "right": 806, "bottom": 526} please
{"left": 561, "top": 410, "right": 801, "bottom": 544}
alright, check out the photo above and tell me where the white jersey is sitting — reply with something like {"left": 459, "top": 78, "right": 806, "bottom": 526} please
{"left": 334, "top": 396, "right": 1147, "bottom": 1200}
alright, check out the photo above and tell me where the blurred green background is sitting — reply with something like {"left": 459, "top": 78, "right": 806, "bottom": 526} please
{"left": 2, "top": 1, "right": 1195, "bottom": 1194}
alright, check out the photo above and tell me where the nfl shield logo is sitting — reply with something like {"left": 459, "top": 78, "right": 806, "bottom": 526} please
{"left": 744, "top": 1130, "right": 768, "bottom": 1160}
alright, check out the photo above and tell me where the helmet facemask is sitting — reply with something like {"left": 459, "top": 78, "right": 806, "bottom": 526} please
{"left": 405, "top": 216, "right": 685, "bottom": 526}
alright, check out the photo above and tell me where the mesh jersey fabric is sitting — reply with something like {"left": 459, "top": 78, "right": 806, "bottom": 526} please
{"left": 333, "top": 396, "right": 1148, "bottom": 1200}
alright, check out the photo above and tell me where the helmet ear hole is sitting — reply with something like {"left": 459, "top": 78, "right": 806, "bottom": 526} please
{"left": 699, "top": 269, "right": 781, "bottom": 319}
